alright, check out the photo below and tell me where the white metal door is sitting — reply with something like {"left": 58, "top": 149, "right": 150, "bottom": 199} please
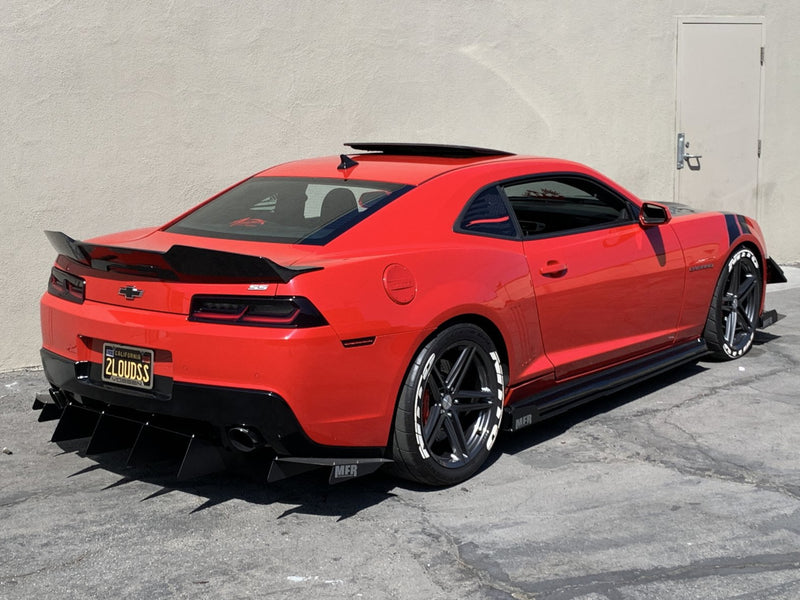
{"left": 676, "top": 19, "right": 764, "bottom": 218}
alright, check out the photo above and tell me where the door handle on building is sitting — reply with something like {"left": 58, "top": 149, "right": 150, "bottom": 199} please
{"left": 677, "top": 133, "right": 702, "bottom": 169}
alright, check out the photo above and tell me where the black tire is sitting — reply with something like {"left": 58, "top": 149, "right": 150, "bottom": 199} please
{"left": 703, "top": 246, "right": 763, "bottom": 360}
{"left": 390, "top": 323, "right": 505, "bottom": 486}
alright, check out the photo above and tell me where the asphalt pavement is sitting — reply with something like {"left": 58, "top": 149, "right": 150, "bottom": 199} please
{"left": 2, "top": 268, "right": 799, "bottom": 600}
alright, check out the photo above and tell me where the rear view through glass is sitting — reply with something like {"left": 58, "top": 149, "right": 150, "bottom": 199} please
{"left": 167, "top": 177, "right": 411, "bottom": 245}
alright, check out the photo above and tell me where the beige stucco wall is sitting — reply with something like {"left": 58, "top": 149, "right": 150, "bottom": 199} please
{"left": 2, "top": 1, "right": 798, "bottom": 370}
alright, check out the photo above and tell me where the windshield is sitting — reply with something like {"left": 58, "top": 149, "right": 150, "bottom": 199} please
{"left": 166, "top": 177, "right": 412, "bottom": 245}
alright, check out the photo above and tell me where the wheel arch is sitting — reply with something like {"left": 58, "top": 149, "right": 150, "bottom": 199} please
{"left": 383, "top": 312, "right": 510, "bottom": 453}
{"left": 386, "top": 313, "right": 509, "bottom": 484}
{"left": 428, "top": 313, "right": 510, "bottom": 374}
{"left": 736, "top": 238, "right": 764, "bottom": 265}
{"left": 730, "top": 237, "right": 768, "bottom": 311}
{"left": 703, "top": 239, "right": 764, "bottom": 359}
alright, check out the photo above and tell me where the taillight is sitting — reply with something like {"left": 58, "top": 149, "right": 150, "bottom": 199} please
{"left": 189, "top": 296, "right": 327, "bottom": 328}
{"left": 48, "top": 267, "right": 85, "bottom": 304}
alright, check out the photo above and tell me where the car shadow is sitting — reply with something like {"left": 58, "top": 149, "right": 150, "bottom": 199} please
{"left": 753, "top": 329, "right": 781, "bottom": 345}
{"left": 54, "top": 441, "right": 403, "bottom": 519}
{"left": 490, "top": 361, "right": 708, "bottom": 460}
{"left": 700, "top": 330, "right": 781, "bottom": 362}
{"left": 51, "top": 361, "right": 710, "bottom": 518}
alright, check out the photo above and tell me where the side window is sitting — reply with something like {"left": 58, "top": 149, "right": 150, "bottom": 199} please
{"left": 503, "top": 177, "right": 633, "bottom": 238}
{"left": 458, "top": 186, "right": 518, "bottom": 238}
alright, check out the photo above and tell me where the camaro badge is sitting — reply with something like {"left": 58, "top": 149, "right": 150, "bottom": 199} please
{"left": 118, "top": 285, "right": 144, "bottom": 300}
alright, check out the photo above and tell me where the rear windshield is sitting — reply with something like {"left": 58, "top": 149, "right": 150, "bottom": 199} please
{"left": 166, "top": 177, "right": 411, "bottom": 245}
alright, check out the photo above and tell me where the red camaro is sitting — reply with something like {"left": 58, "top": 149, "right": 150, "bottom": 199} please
{"left": 35, "top": 144, "right": 786, "bottom": 485}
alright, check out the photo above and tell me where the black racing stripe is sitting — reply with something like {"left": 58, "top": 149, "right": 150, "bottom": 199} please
{"left": 737, "top": 214, "right": 751, "bottom": 235}
{"left": 724, "top": 214, "right": 741, "bottom": 245}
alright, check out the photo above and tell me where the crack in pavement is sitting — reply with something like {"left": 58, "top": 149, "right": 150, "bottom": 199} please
{"left": 395, "top": 487, "right": 800, "bottom": 600}
{"left": 725, "top": 576, "right": 800, "bottom": 600}
{"left": 392, "top": 493, "right": 536, "bottom": 599}
{"left": 0, "top": 551, "right": 93, "bottom": 585}
{"left": 656, "top": 418, "right": 800, "bottom": 501}
{"left": 576, "top": 417, "right": 800, "bottom": 503}
{"left": 566, "top": 353, "right": 800, "bottom": 502}
{"left": 518, "top": 552, "right": 800, "bottom": 600}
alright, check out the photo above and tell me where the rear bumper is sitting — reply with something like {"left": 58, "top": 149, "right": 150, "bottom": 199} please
{"left": 41, "top": 293, "right": 419, "bottom": 448}
{"left": 41, "top": 348, "right": 384, "bottom": 458}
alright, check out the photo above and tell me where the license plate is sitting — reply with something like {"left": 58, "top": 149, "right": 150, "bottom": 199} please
{"left": 102, "top": 343, "right": 154, "bottom": 390}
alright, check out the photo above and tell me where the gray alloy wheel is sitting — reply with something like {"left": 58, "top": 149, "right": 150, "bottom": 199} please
{"left": 390, "top": 323, "right": 505, "bottom": 486}
{"left": 704, "top": 246, "right": 763, "bottom": 359}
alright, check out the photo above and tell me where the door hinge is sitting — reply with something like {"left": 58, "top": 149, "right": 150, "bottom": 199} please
{"left": 760, "top": 46, "right": 765, "bottom": 66}
{"left": 758, "top": 139, "right": 762, "bottom": 158}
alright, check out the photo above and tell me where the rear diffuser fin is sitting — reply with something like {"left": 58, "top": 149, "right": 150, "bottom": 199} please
{"left": 37, "top": 397, "right": 385, "bottom": 484}
{"left": 33, "top": 391, "right": 64, "bottom": 422}
{"left": 51, "top": 403, "right": 100, "bottom": 442}
{"left": 177, "top": 437, "right": 227, "bottom": 481}
{"left": 37, "top": 402, "right": 63, "bottom": 422}
{"left": 85, "top": 412, "right": 142, "bottom": 455}
{"left": 40, "top": 401, "right": 226, "bottom": 480}
{"left": 127, "top": 424, "right": 192, "bottom": 468}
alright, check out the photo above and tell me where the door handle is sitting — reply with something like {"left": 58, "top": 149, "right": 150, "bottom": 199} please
{"left": 540, "top": 261, "right": 568, "bottom": 277}
{"left": 677, "top": 133, "right": 703, "bottom": 169}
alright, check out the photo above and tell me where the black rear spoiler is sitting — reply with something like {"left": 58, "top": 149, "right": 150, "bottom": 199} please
{"left": 45, "top": 231, "right": 320, "bottom": 284}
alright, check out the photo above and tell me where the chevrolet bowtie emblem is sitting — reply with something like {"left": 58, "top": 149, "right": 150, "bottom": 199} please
{"left": 118, "top": 285, "right": 144, "bottom": 301}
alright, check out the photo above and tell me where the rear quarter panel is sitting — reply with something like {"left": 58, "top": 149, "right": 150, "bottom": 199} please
{"left": 276, "top": 169, "right": 557, "bottom": 391}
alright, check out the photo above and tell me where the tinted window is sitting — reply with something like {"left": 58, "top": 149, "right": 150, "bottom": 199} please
{"left": 503, "top": 177, "right": 632, "bottom": 237}
{"left": 167, "top": 177, "right": 411, "bottom": 245}
{"left": 459, "top": 186, "right": 517, "bottom": 238}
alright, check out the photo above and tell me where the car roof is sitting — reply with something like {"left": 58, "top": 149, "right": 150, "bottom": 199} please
{"left": 255, "top": 143, "right": 534, "bottom": 186}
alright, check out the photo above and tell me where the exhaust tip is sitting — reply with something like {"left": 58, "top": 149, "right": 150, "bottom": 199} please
{"left": 228, "top": 426, "right": 264, "bottom": 453}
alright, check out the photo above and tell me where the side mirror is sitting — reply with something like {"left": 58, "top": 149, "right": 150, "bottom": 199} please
{"left": 639, "top": 202, "right": 672, "bottom": 226}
